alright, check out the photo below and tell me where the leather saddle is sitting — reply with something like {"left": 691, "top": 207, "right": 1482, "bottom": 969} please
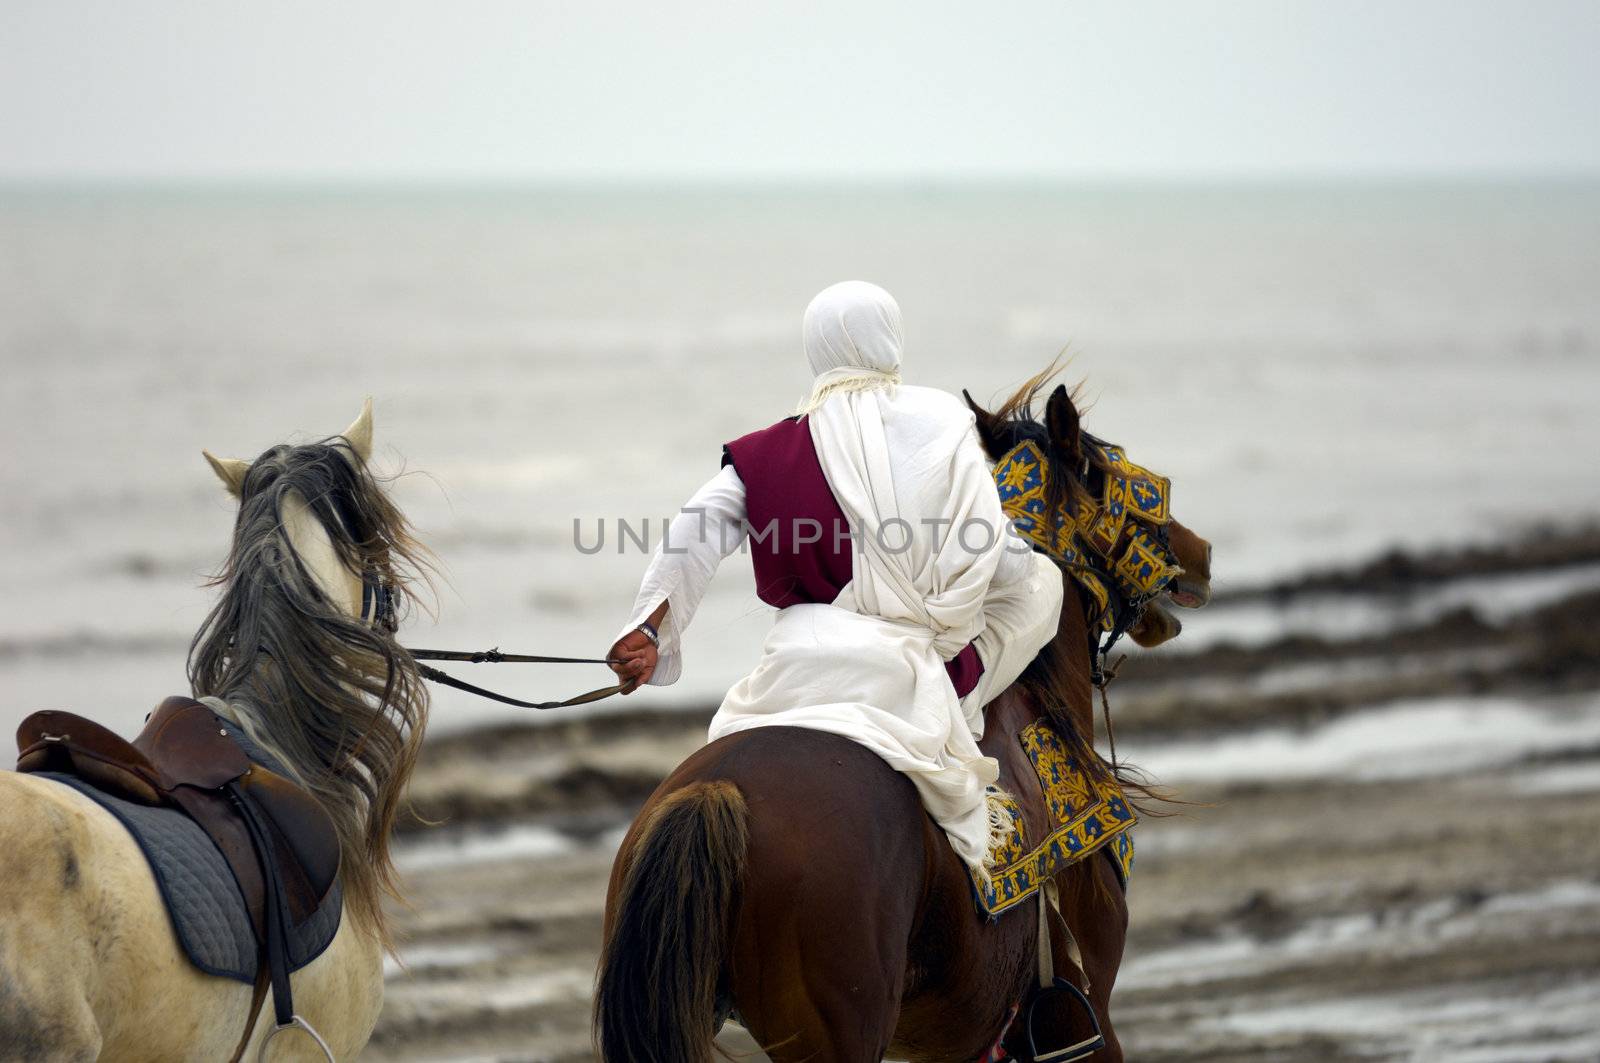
{"left": 16, "top": 696, "right": 340, "bottom": 1057}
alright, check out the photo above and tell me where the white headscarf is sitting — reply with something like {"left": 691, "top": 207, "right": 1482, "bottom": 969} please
{"left": 797, "top": 281, "right": 905, "bottom": 414}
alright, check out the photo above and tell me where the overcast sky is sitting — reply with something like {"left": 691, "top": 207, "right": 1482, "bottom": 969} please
{"left": 2, "top": 0, "right": 1595, "bottom": 181}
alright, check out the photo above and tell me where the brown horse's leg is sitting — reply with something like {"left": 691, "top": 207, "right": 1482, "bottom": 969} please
{"left": 731, "top": 933, "right": 906, "bottom": 1062}
{"left": 1059, "top": 851, "right": 1129, "bottom": 1061}
{"left": 1004, "top": 852, "right": 1128, "bottom": 1063}
{"left": 718, "top": 729, "right": 928, "bottom": 1063}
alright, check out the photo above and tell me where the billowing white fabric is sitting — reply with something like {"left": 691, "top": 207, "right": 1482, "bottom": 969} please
{"left": 962, "top": 550, "right": 1063, "bottom": 720}
{"left": 709, "top": 384, "right": 1029, "bottom": 868}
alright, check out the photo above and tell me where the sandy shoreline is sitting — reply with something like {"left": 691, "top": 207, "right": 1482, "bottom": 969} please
{"left": 370, "top": 528, "right": 1600, "bottom": 1062}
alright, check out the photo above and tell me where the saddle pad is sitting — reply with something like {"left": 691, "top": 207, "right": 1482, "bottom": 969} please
{"left": 970, "top": 720, "right": 1137, "bottom": 918}
{"left": 34, "top": 728, "right": 342, "bottom": 983}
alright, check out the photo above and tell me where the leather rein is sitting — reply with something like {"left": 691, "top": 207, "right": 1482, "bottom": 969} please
{"left": 405, "top": 647, "right": 628, "bottom": 711}
{"left": 361, "top": 572, "right": 629, "bottom": 711}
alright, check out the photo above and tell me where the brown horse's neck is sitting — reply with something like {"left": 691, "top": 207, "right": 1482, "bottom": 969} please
{"left": 1018, "top": 577, "right": 1096, "bottom": 731}
{"left": 1055, "top": 580, "right": 1098, "bottom": 723}
{"left": 976, "top": 572, "right": 1115, "bottom": 786}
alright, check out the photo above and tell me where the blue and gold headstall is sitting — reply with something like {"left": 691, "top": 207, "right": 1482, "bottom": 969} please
{"left": 993, "top": 438, "right": 1181, "bottom": 631}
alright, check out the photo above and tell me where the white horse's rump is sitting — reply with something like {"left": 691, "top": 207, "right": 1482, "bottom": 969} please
{"left": 0, "top": 774, "right": 381, "bottom": 1061}
{"left": 0, "top": 400, "right": 425, "bottom": 1061}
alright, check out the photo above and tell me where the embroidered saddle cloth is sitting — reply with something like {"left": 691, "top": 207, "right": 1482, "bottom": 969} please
{"left": 23, "top": 710, "right": 343, "bottom": 982}
{"left": 971, "top": 718, "right": 1136, "bottom": 917}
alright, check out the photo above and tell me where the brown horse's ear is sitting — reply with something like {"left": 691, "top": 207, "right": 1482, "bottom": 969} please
{"left": 963, "top": 388, "right": 1006, "bottom": 460}
{"left": 1044, "top": 384, "right": 1082, "bottom": 464}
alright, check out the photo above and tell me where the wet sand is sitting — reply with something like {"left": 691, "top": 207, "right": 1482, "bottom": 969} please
{"left": 368, "top": 529, "right": 1600, "bottom": 1062}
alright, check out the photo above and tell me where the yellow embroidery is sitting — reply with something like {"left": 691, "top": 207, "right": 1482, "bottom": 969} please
{"left": 1116, "top": 528, "right": 1175, "bottom": 598}
{"left": 991, "top": 439, "right": 1181, "bottom": 628}
{"left": 1001, "top": 461, "right": 1035, "bottom": 491}
{"left": 969, "top": 720, "right": 1137, "bottom": 916}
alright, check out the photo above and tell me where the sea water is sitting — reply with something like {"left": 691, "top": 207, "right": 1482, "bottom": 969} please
{"left": 2, "top": 180, "right": 1598, "bottom": 734}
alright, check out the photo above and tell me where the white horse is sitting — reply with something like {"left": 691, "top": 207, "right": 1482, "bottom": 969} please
{"left": 0, "top": 401, "right": 430, "bottom": 1061}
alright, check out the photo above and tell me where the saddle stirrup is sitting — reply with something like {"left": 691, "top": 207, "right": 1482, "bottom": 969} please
{"left": 258, "top": 1015, "right": 336, "bottom": 1063}
{"left": 230, "top": 783, "right": 336, "bottom": 1063}
{"left": 1025, "top": 879, "right": 1106, "bottom": 1063}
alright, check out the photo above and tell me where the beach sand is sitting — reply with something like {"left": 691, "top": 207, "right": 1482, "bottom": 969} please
{"left": 365, "top": 527, "right": 1600, "bottom": 1062}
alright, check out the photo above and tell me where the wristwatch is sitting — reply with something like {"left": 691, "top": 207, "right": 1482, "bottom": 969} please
{"left": 637, "top": 620, "right": 660, "bottom": 648}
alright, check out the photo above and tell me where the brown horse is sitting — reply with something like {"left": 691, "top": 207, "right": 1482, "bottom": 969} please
{"left": 595, "top": 376, "right": 1212, "bottom": 1062}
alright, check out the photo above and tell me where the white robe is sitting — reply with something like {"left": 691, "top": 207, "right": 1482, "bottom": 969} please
{"left": 620, "top": 384, "right": 1062, "bottom": 869}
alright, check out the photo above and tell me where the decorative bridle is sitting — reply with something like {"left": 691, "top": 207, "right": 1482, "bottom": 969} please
{"left": 990, "top": 434, "right": 1183, "bottom": 687}
{"left": 360, "top": 568, "right": 628, "bottom": 710}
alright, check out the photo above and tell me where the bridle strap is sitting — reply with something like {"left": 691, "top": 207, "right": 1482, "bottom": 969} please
{"left": 405, "top": 647, "right": 620, "bottom": 667}
{"left": 392, "top": 646, "right": 630, "bottom": 710}
{"left": 412, "top": 660, "right": 628, "bottom": 711}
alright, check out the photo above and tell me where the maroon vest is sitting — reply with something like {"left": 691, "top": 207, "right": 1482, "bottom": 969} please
{"left": 723, "top": 416, "right": 983, "bottom": 698}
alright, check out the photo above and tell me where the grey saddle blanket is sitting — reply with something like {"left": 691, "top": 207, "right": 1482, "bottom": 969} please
{"left": 36, "top": 726, "right": 342, "bottom": 984}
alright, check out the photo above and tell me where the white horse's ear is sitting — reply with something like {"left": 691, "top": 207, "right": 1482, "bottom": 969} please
{"left": 342, "top": 397, "right": 374, "bottom": 463}
{"left": 202, "top": 450, "right": 250, "bottom": 497}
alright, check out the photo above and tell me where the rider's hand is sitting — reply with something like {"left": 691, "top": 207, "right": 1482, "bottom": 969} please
{"left": 608, "top": 628, "right": 659, "bottom": 694}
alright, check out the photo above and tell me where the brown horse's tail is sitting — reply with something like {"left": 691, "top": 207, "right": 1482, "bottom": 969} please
{"left": 594, "top": 779, "right": 749, "bottom": 1063}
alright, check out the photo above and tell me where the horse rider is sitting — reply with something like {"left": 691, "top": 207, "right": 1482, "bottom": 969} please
{"left": 607, "top": 281, "right": 1063, "bottom": 871}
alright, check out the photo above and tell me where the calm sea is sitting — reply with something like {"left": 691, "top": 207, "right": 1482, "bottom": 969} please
{"left": 3, "top": 181, "right": 1597, "bottom": 733}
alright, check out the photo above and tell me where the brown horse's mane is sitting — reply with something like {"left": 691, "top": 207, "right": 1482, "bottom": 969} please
{"left": 971, "top": 362, "right": 1174, "bottom": 815}
{"left": 1014, "top": 622, "right": 1172, "bottom": 816}
{"left": 188, "top": 436, "right": 433, "bottom": 951}
{"left": 973, "top": 361, "right": 1125, "bottom": 534}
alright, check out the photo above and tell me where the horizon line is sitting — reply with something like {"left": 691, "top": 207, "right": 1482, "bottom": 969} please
{"left": 2, "top": 168, "right": 1599, "bottom": 191}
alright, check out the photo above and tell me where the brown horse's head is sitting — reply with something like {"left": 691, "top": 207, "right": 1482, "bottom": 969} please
{"left": 1125, "top": 519, "right": 1211, "bottom": 646}
{"left": 964, "top": 367, "right": 1212, "bottom": 650}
